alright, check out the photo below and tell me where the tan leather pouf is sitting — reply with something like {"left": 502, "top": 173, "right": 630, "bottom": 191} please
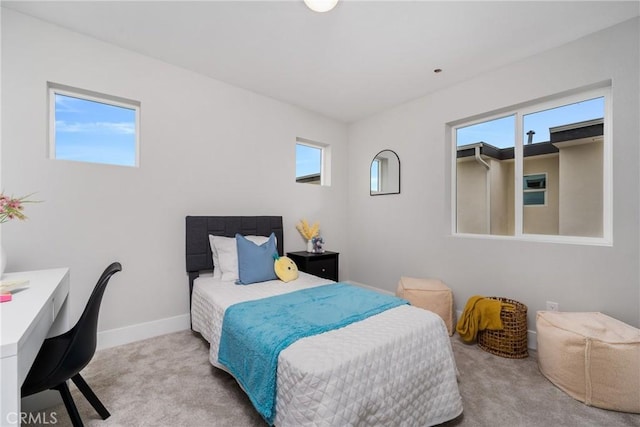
{"left": 536, "top": 311, "right": 640, "bottom": 414}
{"left": 396, "top": 276, "right": 455, "bottom": 336}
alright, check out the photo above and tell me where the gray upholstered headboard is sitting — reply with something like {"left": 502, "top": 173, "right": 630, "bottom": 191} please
{"left": 185, "top": 216, "right": 284, "bottom": 300}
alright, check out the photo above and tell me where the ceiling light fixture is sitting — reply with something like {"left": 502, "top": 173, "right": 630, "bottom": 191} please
{"left": 304, "top": 0, "right": 339, "bottom": 13}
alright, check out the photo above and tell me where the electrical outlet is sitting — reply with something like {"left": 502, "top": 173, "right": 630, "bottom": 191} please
{"left": 546, "top": 301, "right": 559, "bottom": 312}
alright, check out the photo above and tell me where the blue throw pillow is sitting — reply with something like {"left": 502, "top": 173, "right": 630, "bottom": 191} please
{"left": 235, "top": 232, "right": 278, "bottom": 285}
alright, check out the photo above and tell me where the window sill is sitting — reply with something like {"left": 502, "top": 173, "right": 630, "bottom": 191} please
{"left": 452, "top": 232, "right": 612, "bottom": 247}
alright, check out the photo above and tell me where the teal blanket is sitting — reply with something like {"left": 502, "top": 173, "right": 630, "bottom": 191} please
{"left": 217, "top": 283, "right": 408, "bottom": 425}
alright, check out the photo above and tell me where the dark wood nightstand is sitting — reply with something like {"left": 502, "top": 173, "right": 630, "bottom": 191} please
{"left": 287, "top": 251, "right": 339, "bottom": 282}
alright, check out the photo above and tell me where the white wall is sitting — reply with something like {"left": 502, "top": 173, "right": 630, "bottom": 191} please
{"left": 348, "top": 18, "right": 640, "bottom": 329}
{"left": 3, "top": 9, "right": 639, "bottom": 344}
{"left": 1, "top": 9, "right": 349, "bottom": 336}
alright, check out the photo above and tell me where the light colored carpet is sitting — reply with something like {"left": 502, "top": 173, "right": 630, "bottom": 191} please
{"left": 26, "top": 330, "right": 640, "bottom": 427}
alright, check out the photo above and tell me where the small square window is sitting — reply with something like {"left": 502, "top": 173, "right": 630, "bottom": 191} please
{"left": 49, "top": 83, "right": 140, "bottom": 167}
{"left": 295, "top": 138, "right": 330, "bottom": 186}
{"left": 523, "top": 173, "right": 547, "bottom": 206}
{"left": 296, "top": 143, "right": 321, "bottom": 184}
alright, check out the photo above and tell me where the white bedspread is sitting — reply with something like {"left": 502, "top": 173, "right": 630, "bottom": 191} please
{"left": 192, "top": 273, "right": 463, "bottom": 426}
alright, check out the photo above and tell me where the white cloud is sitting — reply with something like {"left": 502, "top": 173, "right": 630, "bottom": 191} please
{"left": 55, "top": 120, "right": 135, "bottom": 135}
{"left": 54, "top": 96, "right": 83, "bottom": 113}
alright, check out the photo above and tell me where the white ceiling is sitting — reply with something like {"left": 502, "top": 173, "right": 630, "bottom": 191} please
{"left": 4, "top": 1, "right": 639, "bottom": 123}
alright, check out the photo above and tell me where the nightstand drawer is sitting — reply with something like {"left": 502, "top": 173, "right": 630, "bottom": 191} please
{"left": 306, "top": 259, "right": 336, "bottom": 280}
{"left": 286, "top": 251, "right": 339, "bottom": 282}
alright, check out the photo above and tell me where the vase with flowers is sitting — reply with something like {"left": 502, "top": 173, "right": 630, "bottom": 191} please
{"left": 296, "top": 219, "right": 320, "bottom": 253}
{"left": 0, "top": 192, "right": 36, "bottom": 276}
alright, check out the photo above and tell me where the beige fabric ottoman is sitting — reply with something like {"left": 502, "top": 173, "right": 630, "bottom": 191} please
{"left": 396, "top": 276, "right": 454, "bottom": 336}
{"left": 536, "top": 311, "right": 640, "bottom": 413}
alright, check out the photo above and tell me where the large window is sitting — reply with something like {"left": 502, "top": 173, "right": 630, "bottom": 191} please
{"left": 452, "top": 87, "right": 610, "bottom": 244}
{"left": 49, "top": 83, "right": 140, "bottom": 167}
{"left": 295, "top": 137, "right": 330, "bottom": 186}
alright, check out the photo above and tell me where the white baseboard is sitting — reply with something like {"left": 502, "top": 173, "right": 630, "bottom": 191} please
{"left": 22, "top": 313, "right": 192, "bottom": 413}
{"left": 97, "top": 313, "right": 191, "bottom": 351}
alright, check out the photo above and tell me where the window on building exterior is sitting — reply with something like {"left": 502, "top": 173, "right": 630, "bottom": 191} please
{"left": 523, "top": 174, "right": 547, "bottom": 206}
{"left": 49, "top": 83, "right": 140, "bottom": 167}
{"left": 452, "top": 87, "right": 610, "bottom": 244}
{"left": 296, "top": 138, "right": 330, "bottom": 186}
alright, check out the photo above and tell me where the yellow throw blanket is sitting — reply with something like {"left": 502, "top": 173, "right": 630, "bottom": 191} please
{"left": 456, "top": 296, "right": 504, "bottom": 343}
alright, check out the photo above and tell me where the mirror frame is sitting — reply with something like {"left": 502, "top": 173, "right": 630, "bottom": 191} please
{"left": 370, "top": 149, "right": 401, "bottom": 196}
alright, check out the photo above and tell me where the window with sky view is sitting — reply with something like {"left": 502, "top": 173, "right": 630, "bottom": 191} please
{"left": 51, "top": 87, "right": 139, "bottom": 167}
{"left": 295, "top": 142, "right": 322, "bottom": 184}
{"left": 454, "top": 91, "right": 608, "bottom": 241}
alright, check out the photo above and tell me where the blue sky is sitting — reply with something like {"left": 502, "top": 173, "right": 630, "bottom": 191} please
{"left": 296, "top": 143, "right": 321, "bottom": 178}
{"left": 370, "top": 160, "right": 379, "bottom": 191}
{"left": 57, "top": 93, "right": 603, "bottom": 172}
{"left": 456, "top": 97, "right": 604, "bottom": 148}
{"left": 55, "top": 94, "right": 137, "bottom": 166}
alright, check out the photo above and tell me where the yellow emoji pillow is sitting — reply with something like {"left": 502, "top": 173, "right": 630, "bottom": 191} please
{"left": 274, "top": 255, "right": 299, "bottom": 283}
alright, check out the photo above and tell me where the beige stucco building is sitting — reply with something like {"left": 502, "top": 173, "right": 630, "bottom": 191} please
{"left": 456, "top": 119, "right": 604, "bottom": 237}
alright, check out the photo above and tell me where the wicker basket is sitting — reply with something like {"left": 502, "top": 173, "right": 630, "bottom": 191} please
{"left": 477, "top": 297, "right": 528, "bottom": 359}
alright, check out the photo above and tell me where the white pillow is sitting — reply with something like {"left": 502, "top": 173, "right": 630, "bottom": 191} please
{"left": 209, "top": 234, "right": 271, "bottom": 281}
{"left": 209, "top": 235, "right": 233, "bottom": 280}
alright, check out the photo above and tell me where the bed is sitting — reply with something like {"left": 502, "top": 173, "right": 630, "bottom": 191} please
{"left": 186, "top": 216, "right": 463, "bottom": 426}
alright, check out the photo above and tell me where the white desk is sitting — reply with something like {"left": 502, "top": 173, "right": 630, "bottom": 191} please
{"left": 0, "top": 268, "right": 70, "bottom": 426}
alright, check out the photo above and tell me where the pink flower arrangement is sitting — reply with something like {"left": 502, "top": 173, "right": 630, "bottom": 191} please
{"left": 0, "top": 193, "right": 35, "bottom": 224}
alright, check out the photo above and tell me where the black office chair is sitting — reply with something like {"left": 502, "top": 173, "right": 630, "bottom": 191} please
{"left": 22, "top": 262, "right": 122, "bottom": 427}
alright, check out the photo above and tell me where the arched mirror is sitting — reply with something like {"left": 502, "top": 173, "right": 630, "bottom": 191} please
{"left": 370, "top": 150, "right": 400, "bottom": 195}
